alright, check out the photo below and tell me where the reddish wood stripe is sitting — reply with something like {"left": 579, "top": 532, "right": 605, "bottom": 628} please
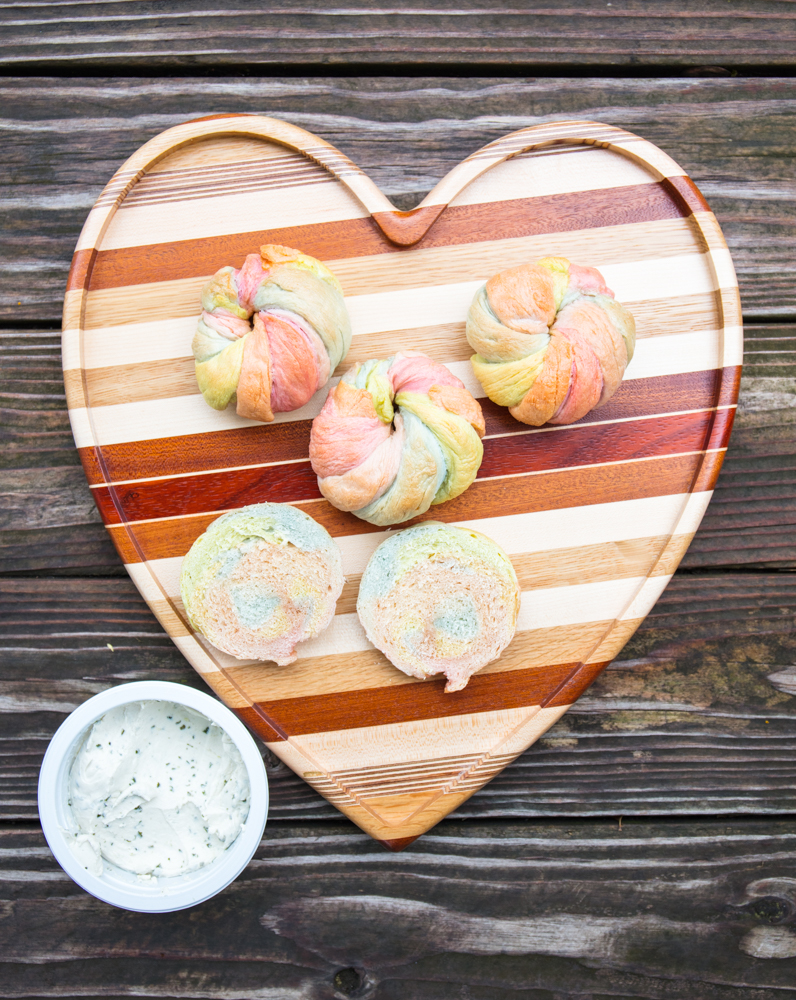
{"left": 106, "top": 450, "right": 718, "bottom": 565}
{"left": 79, "top": 368, "right": 736, "bottom": 488}
{"left": 663, "top": 174, "right": 712, "bottom": 216}
{"left": 235, "top": 660, "right": 609, "bottom": 741}
{"left": 379, "top": 836, "right": 418, "bottom": 852}
{"left": 707, "top": 403, "right": 736, "bottom": 452}
{"left": 541, "top": 659, "right": 611, "bottom": 711}
{"left": 71, "top": 182, "right": 688, "bottom": 292}
{"left": 372, "top": 205, "right": 447, "bottom": 246}
{"left": 123, "top": 160, "right": 331, "bottom": 209}
{"left": 92, "top": 407, "right": 731, "bottom": 527}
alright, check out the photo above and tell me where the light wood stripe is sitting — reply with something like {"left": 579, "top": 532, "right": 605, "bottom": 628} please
{"left": 95, "top": 136, "right": 308, "bottom": 197}
{"left": 66, "top": 336, "right": 727, "bottom": 447}
{"left": 332, "top": 753, "right": 511, "bottom": 783}
{"left": 74, "top": 237, "right": 713, "bottom": 336}
{"left": 121, "top": 159, "right": 333, "bottom": 209}
{"left": 131, "top": 493, "right": 710, "bottom": 599}
{"left": 335, "top": 532, "right": 693, "bottom": 615}
{"left": 68, "top": 308, "right": 722, "bottom": 413}
{"left": 92, "top": 140, "right": 666, "bottom": 252}
{"left": 449, "top": 142, "right": 656, "bottom": 207}
{"left": 98, "top": 152, "right": 367, "bottom": 252}
{"left": 216, "top": 620, "right": 625, "bottom": 706}
{"left": 275, "top": 705, "right": 570, "bottom": 778}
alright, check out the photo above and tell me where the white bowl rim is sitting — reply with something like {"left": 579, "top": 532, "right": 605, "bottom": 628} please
{"left": 38, "top": 680, "right": 268, "bottom": 912}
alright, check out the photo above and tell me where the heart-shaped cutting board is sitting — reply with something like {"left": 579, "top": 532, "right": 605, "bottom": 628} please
{"left": 63, "top": 115, "right": 741, "bottom": 849}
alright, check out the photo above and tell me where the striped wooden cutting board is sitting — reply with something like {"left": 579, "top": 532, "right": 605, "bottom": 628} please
{"left": 62, "top": 115, "right": 741, "bottom": 849}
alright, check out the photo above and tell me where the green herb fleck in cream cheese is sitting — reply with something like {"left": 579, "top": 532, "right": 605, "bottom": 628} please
{"left": 65, "top": 701, "right": 250, "bottom": 878}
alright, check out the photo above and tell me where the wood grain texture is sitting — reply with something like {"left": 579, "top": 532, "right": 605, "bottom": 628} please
{"left": 2, "top": 571, "right": 794, "bottom": 823}
{"left": 90, "top": 410, "right": 728, "bottom": 527}
{"left": 70, "top": 369, "right": 734, "bottom": 484}
{"left": 0, "top": 77, "right": 794, "bottom": 321}
{"left": 0, "top": 46, "right": 792, "bottom": 997}
{"left": 75, "top": 181, "right": 688, "bottom": 290}
{"left": 1, "top": 1, "right": 795, "bottom": 69}
{"left": 4, "top": 326, "right": 791, "bottom": 575}
{"left": 3, "top": 818, "right": 796, "bottom": 998}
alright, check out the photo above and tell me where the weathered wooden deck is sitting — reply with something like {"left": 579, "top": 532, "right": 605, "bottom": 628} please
{"left": 1, "top": 4, "right": 795, "bottom": 997}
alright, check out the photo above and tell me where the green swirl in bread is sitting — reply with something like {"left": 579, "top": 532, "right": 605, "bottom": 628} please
{"left": 181, "top": 503, "right": 344, "bottom": 665}
{"left": 357, "top": 521, "right": 520, "bottom": 692}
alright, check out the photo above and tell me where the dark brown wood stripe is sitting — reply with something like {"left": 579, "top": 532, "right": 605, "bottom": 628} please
{"left": 106, "top": 450, "right": 710, "bottom": 565}
{"left": 70, "top": 182, "right": 688, "bottom": 292}
{"left": 372, "top": 205, "right": 447, "bottom": 246}
{"left": 78, "top": 368, "right": 736, "bottom": 487}
{"left": 236, "top": 659, "right": 607, "bottom": 740}
{"left": 92, "top": 408, "right": 725, "bottom": 527}
{"left": 233, "top": 704, "right": 282, "bottom": 743}
{"left": 706, "top": 404, "right": 736, "bottom": 452}
{"left": 716, "top": 360, "right": 742, "bottom": 409}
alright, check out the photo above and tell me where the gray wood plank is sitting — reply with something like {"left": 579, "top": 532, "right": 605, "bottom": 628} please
{"left": 0, "top": 76, "right": 794, "bottom": 321}
{"left": 2, "top": 571, "right": 794, "bottom": 823}
{"left": 1, "top": 1, "right": 795, "bottom": 70}
{"left": 2, "top": 819, "right": 796, "bottom": 998}
{"left": 3, "top": 325, "right": 793, "bottom": 576}
{"left": 681, "top": 324, "right": 796, "bottom": 571}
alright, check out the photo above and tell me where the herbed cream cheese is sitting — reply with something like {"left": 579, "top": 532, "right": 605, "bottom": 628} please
{"left": 65, "top": 700, "right": 250, "bottom": 879}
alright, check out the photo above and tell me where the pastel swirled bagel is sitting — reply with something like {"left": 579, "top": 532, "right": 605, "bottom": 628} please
{"left": 466, "top": 256, "right": 636, "bottom": 426}
{"left": 180, "top": 503, "right": 344, "bottom": 665}
{"left": 193, "top": 244, "right": 352, "bottom": 422}
{"left": 309, "top": 351, "right": 485, "bottom": 527}
{"left": 357, "top": 522, "right": 520, "bottom": 693}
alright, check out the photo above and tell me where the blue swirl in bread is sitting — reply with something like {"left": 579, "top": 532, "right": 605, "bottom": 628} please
{"left": 357, "top": 521, "right": 520, "bottom": 692}
{"left": 181, "top": 503, "right": 344, "bottom": 665}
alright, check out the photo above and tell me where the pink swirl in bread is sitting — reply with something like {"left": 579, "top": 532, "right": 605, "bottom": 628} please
{"left": 466, "top": 256, "right": 636, "bottom": 426}
{"left": 193, "top": 244, "right": 352, "bottom": 422}
{"left": 309, "top": 351, "right": 485, "bottom": 527}
{"left": 180, "top": 503, "right": 344, "bottom": 665}
{"left": 357, "top": 521, "right": 520, "bottom": 692}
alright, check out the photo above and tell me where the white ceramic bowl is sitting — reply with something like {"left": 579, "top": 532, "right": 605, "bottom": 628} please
{"left": 38, "top": 681, "right": 268, "bottom": 912}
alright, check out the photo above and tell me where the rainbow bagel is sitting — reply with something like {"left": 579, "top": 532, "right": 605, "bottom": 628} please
{"left": 309, "top": 351, "right": 485, "bottom": 527}
{"left": 466, "top": 256, "right": 636, "bottom": 426}
{"left": 180, "top": 503, "right": 344, "bottom": 665}
{"left": 357, "top": 522, "right": 520, "bottom": 692}
{"left": 193, "top": 244, "right": 352, "bottom": 422}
